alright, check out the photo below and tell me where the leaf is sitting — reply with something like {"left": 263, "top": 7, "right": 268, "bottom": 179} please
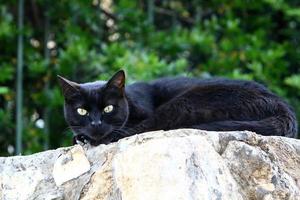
{"left": 284, "top": 74, "right": 300, "bottom": 90}
{"left": 286, "top": 8, "right": 300, "bottom": 18}
{"left": 0, "top": 87, "right": 9, "bottom": 94}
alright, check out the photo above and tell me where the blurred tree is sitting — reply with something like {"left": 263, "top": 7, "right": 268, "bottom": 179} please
{"left": 0, "top": 0, "right": 299, "bottom": 156}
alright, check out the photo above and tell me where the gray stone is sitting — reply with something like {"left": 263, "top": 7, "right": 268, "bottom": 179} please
{"left": 53, "top": 145, "right": 91, "bottom": 186}
{"left": 1, "top": 129, "right": 300, "bottom": 200}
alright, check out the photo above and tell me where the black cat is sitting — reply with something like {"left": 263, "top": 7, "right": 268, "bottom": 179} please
{"left": 58, "top": 70, "right": 298, "bottom": 145}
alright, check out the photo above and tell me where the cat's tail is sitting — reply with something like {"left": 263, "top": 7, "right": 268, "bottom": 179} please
{"left": 192, "top": 103, "right": 298, "bottom": 138}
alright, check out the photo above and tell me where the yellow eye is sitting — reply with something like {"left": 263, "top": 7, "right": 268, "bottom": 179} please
{"left": 77, "top": 108, "right": 88, "bottom": 116}
{"left": 103, "top": 105, "right": 114, "bottom": 113}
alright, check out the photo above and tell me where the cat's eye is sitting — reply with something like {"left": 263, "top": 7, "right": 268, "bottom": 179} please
{"left": 77, "top": 108, "right": 88, "bottom": 116}
{"left": 103, "top": 105, "right": 114, "bottom": 113}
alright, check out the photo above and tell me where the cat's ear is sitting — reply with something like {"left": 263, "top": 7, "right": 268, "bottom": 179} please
{"left": 106, "top": 70, "right": 125, "bottom": 89}
{"left": 57, "top": 75, "right": 80, "bottom": 100}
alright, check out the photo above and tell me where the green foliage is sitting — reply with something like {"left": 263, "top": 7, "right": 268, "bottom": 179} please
{"left": 285, "top": 74, "right": 300, "bottom": 90}
{"left": 0, "top": 0, "right": 299, "bottom": 156}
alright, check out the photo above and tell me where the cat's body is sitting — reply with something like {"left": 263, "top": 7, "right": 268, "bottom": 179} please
{"left": 58, "top": 70, "right": 298, "bottom": 145}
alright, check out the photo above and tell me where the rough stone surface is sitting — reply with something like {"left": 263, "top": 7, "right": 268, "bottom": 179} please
{"left": 1, "top": 129, "right": 300, "bottom": 200}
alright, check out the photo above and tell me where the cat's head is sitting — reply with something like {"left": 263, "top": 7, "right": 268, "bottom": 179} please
{"left": 58, "top": 70, "right": 129, "bottom": 145}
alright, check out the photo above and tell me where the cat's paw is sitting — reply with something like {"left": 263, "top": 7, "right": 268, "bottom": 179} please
{"left": 73, "top": 135, "right": 90, "bottom": 145}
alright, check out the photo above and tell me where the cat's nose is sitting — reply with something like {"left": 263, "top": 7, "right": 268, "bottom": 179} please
{"left": 91, "top": 120, "right": 102, "bottom": 126}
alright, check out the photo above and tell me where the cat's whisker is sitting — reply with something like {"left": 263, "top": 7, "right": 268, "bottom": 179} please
{"left": 61, "top": 126, "right": 76, "bottom": 135}
{"left": 69, "top": 125, "right": 83, "bottom": 129}
{"left": 112, "top": 129, "right": 131, "bottom": 137}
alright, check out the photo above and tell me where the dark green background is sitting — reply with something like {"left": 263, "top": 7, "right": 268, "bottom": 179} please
{"left": 1, "top": 0, "right": 299, "bottom": 156}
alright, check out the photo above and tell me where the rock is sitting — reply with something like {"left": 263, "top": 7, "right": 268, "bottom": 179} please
{"left": 53, "top": 145, "right": 91, "bottom": 186}
{"left": 1, "top": 129, "right": 300, "bottom": 200}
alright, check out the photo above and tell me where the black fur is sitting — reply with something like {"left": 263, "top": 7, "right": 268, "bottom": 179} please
{"left": 58, "top": 70, "right": 298, "bottom": 145}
